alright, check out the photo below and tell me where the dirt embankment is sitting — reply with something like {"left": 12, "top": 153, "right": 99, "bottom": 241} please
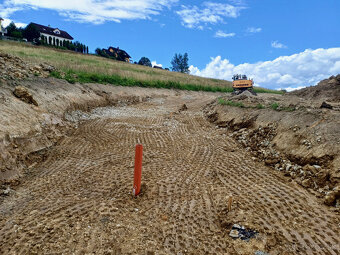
{"left": 1, "top": 52, "right": 173, "bottom": 189}
{"left": 0, "top": 78, "right": 151, "bottom": 186}
{"left": 204, "top": 86, "right": 340, "bottom": 206}
{"left": 290, "top": 74, "right": 340, "bottom": 103}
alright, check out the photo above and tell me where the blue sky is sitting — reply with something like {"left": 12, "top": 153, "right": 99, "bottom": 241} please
{"left": 1, "top": 0, "right": 340, "bottom": 90}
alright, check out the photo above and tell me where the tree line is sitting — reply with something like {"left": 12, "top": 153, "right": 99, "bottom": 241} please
{"left": 134, "top": 53, "right": 190, "bottom": 73}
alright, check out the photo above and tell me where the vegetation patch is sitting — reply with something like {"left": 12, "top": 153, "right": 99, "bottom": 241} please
{"left": 51, "top": 70, "right": 235, "bottom": 93}
{"left": 256, "top": 103, "right": 265, "bottom": 109}
{"left": 271, "top": 102, "right": 280, "bottom": 110}
{"left": 1, "top": 41, "right": 283, "bottom": 94}
{"left": 218, "top": 98, "right": 245, "bottom": 108}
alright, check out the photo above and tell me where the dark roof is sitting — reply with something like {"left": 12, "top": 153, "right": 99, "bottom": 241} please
{"left": 31, "top": 23, "right": 73, "bottom": 40}
{"left": 106, "top": 46, "right": 131, "bottom": 59}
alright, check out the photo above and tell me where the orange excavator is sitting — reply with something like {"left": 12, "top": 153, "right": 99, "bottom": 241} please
{"left": 232, "top": 74, "right": 256, "bottom": 95}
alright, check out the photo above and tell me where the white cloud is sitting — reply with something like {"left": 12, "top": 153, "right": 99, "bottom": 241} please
{"left": 0, "top": 0, "right": 178, "bottom": 24}
{"left": 215, "top": 30, "right": 235, "bottom": 38}
{"left": 2, "top": 18, "right": 27, "bottom": 28}
{"left": 246, "top": 27, "right": 261, "bottom": 34}
{"left": 271, "top": 40, "right": 287, "bottom": 49}
{"left": 278, "top": 86, "right": 306, "bottom": 92}
{"left": 189, "top": 48, "right": 340, "bottom": 90}
{"left": 151, "top": 61, "right": 162, "bottom": 68}
{"left": 176, "top": 2, "right": 245, "bottom": 29}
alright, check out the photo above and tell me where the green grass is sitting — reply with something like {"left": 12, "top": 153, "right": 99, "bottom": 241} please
{"left": 218, "top": 98, "right": 245, "bottom": 107}
{"left": 218, "top": 99, "right": 295, "bottom": 112}
{"left": 271, "top": 102, "right": 280, "bottom": 110}
{"left": 256, "top": 103, "right": 265, "bottom": 109}
{"left": 270, "top": 102, "right": 296, "bottom": 111}
{"left": 0, "top": 40, "right": 283, "bottom": 94}
{"left": 252, "top": 87, "right": 283, "bottom": 94}
{"left": 51, "top": 70, "right": 236, "bottom": 93}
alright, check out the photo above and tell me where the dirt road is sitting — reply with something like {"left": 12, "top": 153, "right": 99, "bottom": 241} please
{"left": 0, "top": 93, "right": 339, "bottom": 254}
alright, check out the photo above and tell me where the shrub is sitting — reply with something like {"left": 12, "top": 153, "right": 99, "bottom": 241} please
{"left": 271, "top": 102, "right": 279, "bottom": 110}
{"left": 256, "top": 103, "right": 265, "bottom": 109}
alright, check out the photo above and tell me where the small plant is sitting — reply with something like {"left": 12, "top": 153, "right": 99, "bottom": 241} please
{"left": 50, "top": 70, "right": 62, "bottom": 79}
{"left": 218, "top": 98, "right": 244, "bottom": 108}
{"left": 271, "top": 102, "right": 280, "bottom": 110}
{"left": 256, "top": 103, "right": 265, "bottom": 109}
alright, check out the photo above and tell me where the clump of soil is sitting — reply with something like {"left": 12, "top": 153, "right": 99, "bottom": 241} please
{"left": 0, "top": 51, "right": 54, "bottom": 81}
{"left": 13, "top": 86, "right": 38, "bottom": 106}
{"left": 290, "top": 74, "right": 340, "bottom": 102}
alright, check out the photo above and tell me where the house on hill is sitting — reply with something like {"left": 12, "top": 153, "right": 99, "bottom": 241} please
{"left": 30, "top": 23, "right": 73, "bottom": 46}
{"left": 0, "top": 18, "right": 7, "bottom": 36}
{"left": 103, "top": 46, "right": 131, "bottom": 62}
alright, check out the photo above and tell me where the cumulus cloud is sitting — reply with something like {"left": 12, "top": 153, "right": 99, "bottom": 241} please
{"left": 2, "top": 18, "right": 27, "bottom": 28}
{"left": 176, "top": 1, "right": 245, "bottom": 29}
{"left": 151, "top": 61, "right": 162, "bottom": 68}
{"left": 0, "top": 0, "right": 178, "bottom": 24}
{"left": 246, "top": 27, "right": 261, "bottom": 34}
{"left": 215, "top": 30, "right": 235, "bottom": 38}
{"left": 279, "top": 86, "right": 306, "bottom": 92}
{"left": 189, "top": 48, "right": 340, "bottom": 90}
{"left": 271, "top": 40, "right": 287, "bottom": 49}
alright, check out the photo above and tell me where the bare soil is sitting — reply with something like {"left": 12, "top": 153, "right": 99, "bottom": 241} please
{"left": 0, "top": 76, "right": 339, "bottom": 254}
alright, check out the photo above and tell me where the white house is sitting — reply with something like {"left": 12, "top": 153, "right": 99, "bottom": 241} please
{"left": 31, "top": 23, "right": 73, "bottom": 46}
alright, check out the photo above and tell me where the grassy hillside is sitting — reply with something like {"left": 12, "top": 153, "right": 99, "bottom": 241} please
{"left": 0, "top": 40, "right": 279, "bottom": 93}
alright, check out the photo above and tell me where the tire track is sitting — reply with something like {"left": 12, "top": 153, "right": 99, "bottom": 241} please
{"left": 0, "top": 96, "right": 339, "bottom": 254}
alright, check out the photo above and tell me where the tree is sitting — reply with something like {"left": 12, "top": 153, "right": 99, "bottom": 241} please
{"left": 138, "top": 57, "right": 152, "bottom": 67}
{"left": 6, "top": 22, "right": 17, "bottom": 36}
{"left": 171, "top": 53, "right": 189, "bottom": 73}
{"left": 11, "top": 30, "right": 23, "bottom": 39}
{"left": 23, "top": 23, "right": 40, "bottom": 42}
{"left": 86, "top": 46, "right": 89, "bottom": 54}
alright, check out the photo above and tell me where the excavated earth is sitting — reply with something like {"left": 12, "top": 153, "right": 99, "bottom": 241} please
{"left": 0, "top": 55, "right": 339, "bottom": 254}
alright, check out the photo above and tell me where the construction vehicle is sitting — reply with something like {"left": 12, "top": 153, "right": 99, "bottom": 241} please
{"left": 232, "top": 74, "right": 256, "bottom": 95}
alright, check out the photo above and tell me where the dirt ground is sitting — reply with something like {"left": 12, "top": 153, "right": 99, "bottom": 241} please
{"left": 0, "top": 82, "right": 339, "bottom": 254}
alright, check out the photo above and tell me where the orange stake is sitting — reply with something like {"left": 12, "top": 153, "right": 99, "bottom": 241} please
{"left": 133, "top": 144, "right": 143, "bottom": 196}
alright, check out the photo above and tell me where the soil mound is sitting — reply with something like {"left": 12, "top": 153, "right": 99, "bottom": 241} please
{"left": 0, "top": 52, "right": 54, "bottom": 81}
{"left": 290, "top": 74, "right": 340, "bottom": 102}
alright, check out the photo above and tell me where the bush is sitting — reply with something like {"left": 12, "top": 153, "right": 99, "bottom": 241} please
{"left": 271, "top": 102, "right": 279, "bottom": 110}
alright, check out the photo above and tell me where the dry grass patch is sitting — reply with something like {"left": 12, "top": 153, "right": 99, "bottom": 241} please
{"left": 0, "top": 40, "right": 232, "bottom": 88}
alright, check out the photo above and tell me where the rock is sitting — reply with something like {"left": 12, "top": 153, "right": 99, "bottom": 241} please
{"left": 320, "top": 101, "right": 333, "bottom": 109}
{"left": 13, "top": 86, "right": 38, "bottom": 106}
{"left": 229, "top": 229, "right": 239, "bottom": 238}
{"left": 232, "top": 224, "right": 244, "bottom": 230}
{"left": 336, "top": 199, "right": 340, "bottom": 208}
{"left": 265, "top": 158, "right": 279, "bottom": 166}
{"left": 178, "top": 104, "right": 188, "bottom": 112}
{"left": 40, "top": 63, "right": 55, "bottom": 72}
{"left": 324, "top": 186, "right": 340, "bottom": 206}
{"left": 255, "top": 251, "right": 270, "bottom": 255}
{"left": 1, "top": 187, "right": 11, "bottom": 196}
{"left": 301, "top": 178, "right": 312, "bottom": 188}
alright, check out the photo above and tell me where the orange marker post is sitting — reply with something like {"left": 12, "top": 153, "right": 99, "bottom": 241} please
{"left": 133, "top": 144, "right": 143, "bottom": 196}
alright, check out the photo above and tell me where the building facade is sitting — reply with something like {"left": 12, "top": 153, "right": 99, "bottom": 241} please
{"left": 31, "top": 23, "right": 73, "bottom": 46}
